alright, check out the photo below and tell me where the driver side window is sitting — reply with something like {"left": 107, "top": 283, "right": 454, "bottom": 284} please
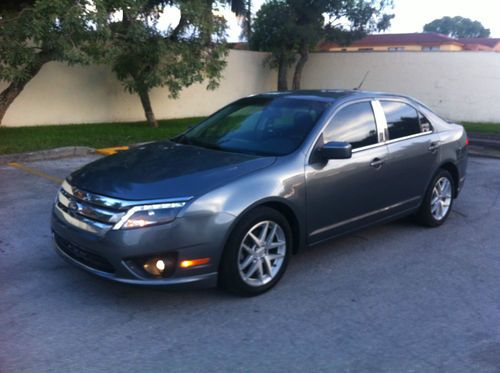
{"left": 323, "top": 102, "right": 378, "bottom": 150}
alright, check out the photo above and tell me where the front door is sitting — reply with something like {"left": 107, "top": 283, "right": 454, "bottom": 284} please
{"left": 305, "top": 101, "right": 391, "bottom": 244}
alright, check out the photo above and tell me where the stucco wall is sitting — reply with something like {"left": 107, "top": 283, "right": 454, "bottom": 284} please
{"left": 2, "top": 50, "right": 500, "bottom": 126}
{"left": 1, "top": 50, "right": 276, "bottom": 126}
{"left": 300, "top": 52, "right": 500, "bottom": 122}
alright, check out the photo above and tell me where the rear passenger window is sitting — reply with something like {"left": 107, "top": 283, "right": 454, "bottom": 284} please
{"left": 324, "top": 102, "right": 378, "bottom": 149}
{"left": 419, "top": 112, "right": 433, "bottom": 132}
{"left": 381, "top": 101, "right": 421, "bottom": 140}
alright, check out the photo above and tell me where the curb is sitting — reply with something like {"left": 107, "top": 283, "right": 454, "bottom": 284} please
{"left": 0, "top": 146, "right": 95, "bottom": 165}
{"left": 95, "top": 146, "right": 129, "bottom": 156}
{"left": 468, "top": 147, "right": 500, "bottom": 160}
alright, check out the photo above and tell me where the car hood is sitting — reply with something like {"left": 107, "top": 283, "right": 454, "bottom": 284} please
{"left": 69, "top": 141, "right": 276, "bottom": 200}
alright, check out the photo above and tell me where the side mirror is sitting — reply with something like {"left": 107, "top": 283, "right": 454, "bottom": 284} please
{"left": 319, "top": 141, "right": 352, "bottom": 159}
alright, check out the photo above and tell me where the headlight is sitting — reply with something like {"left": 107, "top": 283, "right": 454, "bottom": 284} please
{"left": 113, "top": 202, "right": 186, "bottom": 230}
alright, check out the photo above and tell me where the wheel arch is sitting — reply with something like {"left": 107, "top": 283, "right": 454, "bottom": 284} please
{"left": 439, "top": 161, "right": 459, "bottom": 198}
{"left": 223, "top": 197, "right": 304, "bottom": 255}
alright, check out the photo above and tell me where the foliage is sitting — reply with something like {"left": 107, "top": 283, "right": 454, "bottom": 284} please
{"left": 460, "top": 122, "right": 500, "bottom": 134}
{"left": 250, "top": 1, "right": 298, "bottom": 90}
{"left": 102, "top": 0, "right": 228, "bottom": 127}
{"left": 0, "top": 0, "right": 107, "bottom": 124}
{"left": 423, "top": 16, "right": 490, "bottom": 38}
{"left": 251, "top": 0, "right": 393, "bottom": 90}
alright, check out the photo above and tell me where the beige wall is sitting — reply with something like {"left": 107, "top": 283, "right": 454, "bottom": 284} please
{"left": 301, "top": 51, "right": 500, "bottom": 122}
{"left": 1, "top": 50, "right": 276, "bottom": 126}
{"left": 2, "top": 50, "right": 500, "bottom": 126}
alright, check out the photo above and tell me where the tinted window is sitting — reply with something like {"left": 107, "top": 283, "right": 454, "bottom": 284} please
{"left": 176, "top": 97, "right": 330, "bottom": 156}
{"left": 324, "top": 102, "right": 378, "bottom": 149}
{"left": 381, "top": 101, "right": 421, "bottom": 140}
{"left": 419, "top": 112, "right": 433, "bottom": 132}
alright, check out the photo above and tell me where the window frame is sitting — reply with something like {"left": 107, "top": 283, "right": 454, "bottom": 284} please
{"left": 322, "top": 100, "right": 381, "bottom": 152}
{"left": 307, "top": 97, "right": 435, "bottom": 164}
{"left": 307, "top": 99, "right": 385, "bottom": 161}
{"left": 373, "top": 98, "right": 434, "bottom": 145}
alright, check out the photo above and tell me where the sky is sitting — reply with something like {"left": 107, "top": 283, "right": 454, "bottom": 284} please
{"left": 220, "top": 0, "right": 500, "bottom": 41}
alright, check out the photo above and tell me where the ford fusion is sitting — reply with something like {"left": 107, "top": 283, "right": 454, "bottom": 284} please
{"left": 52, "top": 90, "right": 468, "bottom": 296}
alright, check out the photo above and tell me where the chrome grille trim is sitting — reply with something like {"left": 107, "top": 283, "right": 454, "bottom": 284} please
{"left": 55, "top": 180, "right": 192, "bottom": 234}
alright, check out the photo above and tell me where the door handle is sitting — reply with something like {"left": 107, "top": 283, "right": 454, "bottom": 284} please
{"left": 370, "top": 158, "right": 384, "bottom": 169}
{"left": 428, "top": 142, "right": 440, "bottom": 152}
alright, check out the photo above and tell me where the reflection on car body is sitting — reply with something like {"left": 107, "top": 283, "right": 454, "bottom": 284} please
{"left": 51, "top": 90, "right": 468, "bottom": 296}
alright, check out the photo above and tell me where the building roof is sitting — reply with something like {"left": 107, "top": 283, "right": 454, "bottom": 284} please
{"left": 320, "top": 32, "right": 463, "bottom": 49}
{"left": 459, "top": 38, "right": 500, "bottom": 48}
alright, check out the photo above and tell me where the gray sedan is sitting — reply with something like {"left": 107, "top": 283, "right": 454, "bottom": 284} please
{"left": 51, "top": 90, "right": 468, "bottom": 296}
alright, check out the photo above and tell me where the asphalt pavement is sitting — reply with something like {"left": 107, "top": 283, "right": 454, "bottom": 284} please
{"left": 1, "top": 155, "right": 500, "bottom": 372}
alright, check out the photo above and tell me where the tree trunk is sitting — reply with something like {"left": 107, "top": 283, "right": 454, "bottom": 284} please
{"left": 0, "top": 57, "right": 48, "bottom": 125}
{"left": 137, "top": 88, "right": 158, "bottom": 128}
{"left": 292, "top": 45, "right": 309, "bottom": 90}
{"left": 277, "top": 56, "right": 288, "bottom": 91}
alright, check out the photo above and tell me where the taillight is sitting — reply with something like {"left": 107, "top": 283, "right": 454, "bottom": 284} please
{"left": 465, "top": 137, "right": 469, "bottom": 146}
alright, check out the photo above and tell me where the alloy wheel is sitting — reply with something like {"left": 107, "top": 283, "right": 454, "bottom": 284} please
{"left": 238, "top": 220, "right": 287, "bottom": 287}
{"left": 430, "top": 176, "right": 452, "bottom": 221}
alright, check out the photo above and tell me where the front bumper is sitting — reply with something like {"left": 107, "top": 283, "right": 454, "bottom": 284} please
{"left": 51, "top": 209, "right": 228, "bottom": 288}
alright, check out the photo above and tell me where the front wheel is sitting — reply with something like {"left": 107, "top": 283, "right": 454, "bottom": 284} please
{"left": 415, "top": 169, "right": 454, "bottom": 227}
{"left": 219, "top": 207, "right": 292, "bottom": 296}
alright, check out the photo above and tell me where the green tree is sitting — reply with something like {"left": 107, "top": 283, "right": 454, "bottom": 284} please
{"left": 424, "top": 16, "right": 490, "bottom": 38}
{"left": 251, "top": 0, "right": 393, "bottom": 90}
{"left": 103, "top": 0, "right": 228, "bottom": 128}
{"left": 250, "top": 1, "right": 298, "bottom": 90}
{"left": 0, "top": 0, "right": 106, "bottom": 125}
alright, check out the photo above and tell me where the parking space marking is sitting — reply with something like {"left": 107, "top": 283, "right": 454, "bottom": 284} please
{"left": 7, "top": 162, "right": 63, "bottom": 184}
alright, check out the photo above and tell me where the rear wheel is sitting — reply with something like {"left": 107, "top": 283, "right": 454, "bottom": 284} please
{"left": 219, "top": 207, "right": 292, "bottom": 296}
{"left": 415, "top": 169, "right": 454, "bottom": 227}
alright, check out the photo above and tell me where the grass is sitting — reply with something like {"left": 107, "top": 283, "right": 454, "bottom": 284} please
{"left": 1, "top": 118, "right": 499, "bottom": 155}
{"left": 461, "top": 122, "right": 500, "bottom": 134}
{"left": 0, "top": 117, "right": 205, "bottom": 155}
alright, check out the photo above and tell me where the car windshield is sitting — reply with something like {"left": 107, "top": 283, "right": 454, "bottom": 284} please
{"left": 174, "top": 96, "right": 331, "bottom": 156}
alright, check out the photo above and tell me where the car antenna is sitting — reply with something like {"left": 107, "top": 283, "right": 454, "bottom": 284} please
{"left": 353, "top": 71, "right": 370, "bottom": 90}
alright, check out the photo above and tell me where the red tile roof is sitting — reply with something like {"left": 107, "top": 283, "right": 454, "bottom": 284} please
{"left": 320, "top": 32, "right": 463, "bottom": 49}
{"left": 459, "top": 38, "right": 500, "bottom": 48}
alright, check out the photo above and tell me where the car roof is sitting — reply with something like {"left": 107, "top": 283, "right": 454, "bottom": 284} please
{"left": 256, "top": 89, "right": 408, "bottom": 102}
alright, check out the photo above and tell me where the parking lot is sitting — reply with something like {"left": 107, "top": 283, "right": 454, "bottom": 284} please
{"left": 1, "top": 155, "right": 499, "bottom": 372}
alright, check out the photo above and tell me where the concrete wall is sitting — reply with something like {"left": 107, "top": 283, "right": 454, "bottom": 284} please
{"left": 2, "top": 50, "right": 500, "bottom": 126}
{"left": 1, "top": 50, "right": 276, "bottom": 126}
{"left": 300, "top": 52, "right": 500, "bottom": 122}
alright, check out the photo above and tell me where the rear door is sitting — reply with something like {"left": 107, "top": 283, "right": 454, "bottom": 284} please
{"left": 375, "top": 99, "right": 441, "bottom": 210}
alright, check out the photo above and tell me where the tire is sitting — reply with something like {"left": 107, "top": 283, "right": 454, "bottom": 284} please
{"left": 219, "top": 207, "right": 292, "bottom": 296}
{"left": 415, "top": 169, "right": 454, "bottom": 227}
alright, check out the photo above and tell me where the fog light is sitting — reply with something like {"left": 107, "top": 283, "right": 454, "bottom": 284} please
{"left": 143, "top": 258, "right": 172, "bottom": 276}
{"left": 179, "top": 258, "right": 210, "bottom": 269}
{"left": 155, "top": 259, "right": 165, "bottom": 271}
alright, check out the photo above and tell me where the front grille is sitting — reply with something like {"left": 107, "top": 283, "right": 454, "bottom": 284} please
{"left": 54, "top": 233, "right": 115, "bottom": 273}
{"left": 54, "top": 180, "right": 191, "bottom": 234}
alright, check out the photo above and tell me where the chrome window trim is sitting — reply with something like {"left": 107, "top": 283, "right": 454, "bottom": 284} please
{"left": 351, "top": 142, "right": 386, "bottom": 154}
{"left": 377, "top": 98, "right": 434, "bottom": 142}
{"left": 384, "top": 131, "right": 434, "bottom": 145}
{"left": 371, "top": 99, "right": 388, "bottom": 142}
{"left": 306, "top": 97, "right": 437, "bottom": 161}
